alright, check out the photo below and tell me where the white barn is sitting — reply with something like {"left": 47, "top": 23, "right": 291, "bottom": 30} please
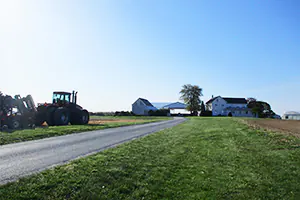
{"left": 282, "top": 111, "right": 300, "bottom": 120}
{"left": 132, "top": 98, "right": 157, "bottom": 116}
{"left": 162, "top": 102, "right": 190, "bottom": 115}
{"left": 206, "top": 96, "right": 256, "bottom": 117}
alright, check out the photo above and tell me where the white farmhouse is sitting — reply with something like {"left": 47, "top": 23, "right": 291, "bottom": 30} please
{"left": 206, "top": 96, "right": 255, "bottom": 117}
{"left": 132, "top": 98, "right": 157, "bottom": 116}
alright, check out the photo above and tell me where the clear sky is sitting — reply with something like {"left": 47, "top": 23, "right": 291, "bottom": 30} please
{"left": 0, "top": 0, "right": 299, "bottom": 115}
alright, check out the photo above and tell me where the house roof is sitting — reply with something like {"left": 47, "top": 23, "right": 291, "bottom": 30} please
{"left": 223, "top": 98, "right": 247, "bottom": 104}
{"left": 163, "top": 102, "right": 186, "bottom": 109}
{"left": 152, "top": 102, "right": 172, "bottom": 109}
{"left": 206, "top": 96, "right": 247, "bottom": 104}
{"left": 283, "top": 111, "right": 300, "bottom": 115}
{"left": 206, "top": 96, "right": 219, "bottom": 104}
{"left": 139, "top": 98, "right": 154, "bottom": 107}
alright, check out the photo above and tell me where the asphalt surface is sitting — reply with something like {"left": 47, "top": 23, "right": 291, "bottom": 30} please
{"left": 0, "top": 117, "right": 186, "bottom": 184}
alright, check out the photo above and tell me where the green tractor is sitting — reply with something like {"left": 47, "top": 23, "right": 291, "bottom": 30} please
{"left": 35, "top": 91, "right": 89, "bottom": 126}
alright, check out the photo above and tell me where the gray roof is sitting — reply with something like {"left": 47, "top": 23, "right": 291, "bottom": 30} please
{"left": 283, "top": 111, "right": 300, "bottom": 115}
{"left": 139, "top": 98, "right": 154, "bottom": 107}
{"left": 152, "top": 102, "right": 172, "bottom": 109}
{"left": 206, "top": 96, "right": 218, "bottom": 104}
{"left": 206, "top": 96, "right": 247, "bottom": 104}
{"left": 223, "top": 98, "right": 247, "bottom": 104}
{"left": 163, "top": 102, "right": 186, "bottom": 109}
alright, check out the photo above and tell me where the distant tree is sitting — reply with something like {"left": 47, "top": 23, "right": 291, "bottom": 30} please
{"left": 247, "top": 97, "right": 257, "bottom": 103}
{"left": 247, "top": 100, "right": 273, "bottom": 118}
{"left": 200, "top": 101, "right": 206, "bottom": 112}
{"left": 180, "top": 84, "right": 203, "bottom": 116}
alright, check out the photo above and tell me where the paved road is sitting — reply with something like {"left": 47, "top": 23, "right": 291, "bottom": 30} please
{"left": 0, "top": 117, "right": 185, "bottom": 184}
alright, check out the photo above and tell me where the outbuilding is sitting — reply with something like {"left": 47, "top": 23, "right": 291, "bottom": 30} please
{"left": 162, "top": 102, "right": 189, "bottom": 116}
{"left": 282, "top": 111, "right": 300, "bottom": 120}
{"left": 132, "top": 98, "right": 157, "bottom": 116}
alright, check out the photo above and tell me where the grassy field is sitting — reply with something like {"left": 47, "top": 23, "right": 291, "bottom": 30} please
{"left": 1, "top": 117, "right": 300, "bottom": 199}
{"left": 90, "top": 115, "right": 171, "bottom": 120}
{"left": 0, "top": 117, "right": 169, "bottom": 145}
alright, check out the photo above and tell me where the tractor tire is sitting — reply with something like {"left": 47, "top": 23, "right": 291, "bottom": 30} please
{"left": 70, "top": 110, "right": 89, "bottom": 125}
{"left": 70, "top": 111, "right": 81, "bottom": 125}
{"left": 70, "top": 114, "right": 79, "bottom": 125}
{"left": 54, "top": 107, "right": 70, "bottom": 126}
{"left": 46, "top": 107, "right": 56, "bottom": 126}
{"left": 80, "top": 109, "right": 89, "bottom": 125}
{"left": 8, "top": 119, "right": 22, "bottom": 129}
{"left": 1, "top": 125, "right": 8, "bottom": 132}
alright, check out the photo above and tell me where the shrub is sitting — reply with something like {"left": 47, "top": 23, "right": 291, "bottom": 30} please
{"left": 90, "top": 112, "right": 115, "bottom": 116}
{"left": 148, "top": 109, "right": 170, "bottom": 116}
{"left": 114, "top": 111, "right": 134, "bottom": 116}
{"left": 200, "top": 111, "right": 212, "bottom": 117}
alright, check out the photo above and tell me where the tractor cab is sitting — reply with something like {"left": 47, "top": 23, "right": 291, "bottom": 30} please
{"left": 52, "top": 91, "right": 78, "bottom": 106}
{"left": 52, "top": 92, "right": 71, "bottom": 105}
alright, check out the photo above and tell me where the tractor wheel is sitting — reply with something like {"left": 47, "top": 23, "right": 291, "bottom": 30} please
{"left": 1, "top": 125, "right": 8, "bottom": 132}
{"left": 80, "top": 110, "right": 89, "bottom": 125}
{"left": 46, "top": 107, "right": 56, "bottom": 126}
{"left": 70, "top": 110, "right": 89, "bottom": 125}
{"left": 70, "top": 111, "right": 81, "bottom": 125}
{"left": 8, "top": 119, "right": 22, "bottom": 129}
{"left": 70, "top": 114, "right": 79, "bottom": 125}
{"left": 54, "top": 107, "right": 70, "bottom": 126}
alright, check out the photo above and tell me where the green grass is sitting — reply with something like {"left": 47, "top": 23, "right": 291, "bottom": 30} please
{"left": 0, "top": 117, "right": 169, "bottom": 145}
{"left": 1, "top": 117, "right": 300, "bottom": 199}
{"left": 90, "top": 115, "right": 171, "bottom": 120}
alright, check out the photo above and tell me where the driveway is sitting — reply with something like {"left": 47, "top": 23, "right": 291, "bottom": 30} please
{"left": 0, "top": 117, "right": 186, "bottom": 184}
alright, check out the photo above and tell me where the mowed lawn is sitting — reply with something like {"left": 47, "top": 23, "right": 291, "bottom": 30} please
{"left": 0, "top": 117, "right": 169, "bottom": 145}
{"left": 1, "top": 117, "right": 300, "bottom": 199}
{"left": 90, "top": 116, "right": 171, "bottom": 120}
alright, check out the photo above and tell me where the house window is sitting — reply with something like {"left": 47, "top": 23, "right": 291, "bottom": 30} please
{"left": 215, "top": 104, "right": 218, "bottom": 106}
{"left": 232, "top": 111, "right": 235, "bottom": 114}
{"left": 246, "top": 111, "right": 248, "bottom": 114}
{"left": 222, "top": 104, "right": 224, "bottom": 107}
{"left": 216, "top": 99, "right": 219, "bottom": 102}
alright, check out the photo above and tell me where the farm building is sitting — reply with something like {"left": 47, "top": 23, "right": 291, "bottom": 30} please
{"left": 132, "top": 98, "right": 157, "bottom": 116}
{"left": 162, "top": 102, "right": 189, "bottom": 116}
{"left": 282, "top": 111, "right": 300, "bottom": 120}
{"left": 206, "top": 96, "right": 256, "bottom": 117}
{"left": 132, "top": 99, "right": 189, "bottom": 116}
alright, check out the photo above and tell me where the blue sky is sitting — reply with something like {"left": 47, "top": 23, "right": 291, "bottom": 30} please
{"left": 0, "top": 0, "right": 299, "bottom": 115}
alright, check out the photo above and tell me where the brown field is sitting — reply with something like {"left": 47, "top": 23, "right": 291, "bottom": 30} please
{"left": 245, "top": 119, "right": 300, "bottom": 138}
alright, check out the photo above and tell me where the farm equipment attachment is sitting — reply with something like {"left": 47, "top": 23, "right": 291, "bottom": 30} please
{"left": 0, "top": 93, "right": 36, "bottom": 130}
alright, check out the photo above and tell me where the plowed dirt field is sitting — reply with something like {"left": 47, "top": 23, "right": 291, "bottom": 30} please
{"left": 245, "top": 119, "right": 300, "bottom": 138}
